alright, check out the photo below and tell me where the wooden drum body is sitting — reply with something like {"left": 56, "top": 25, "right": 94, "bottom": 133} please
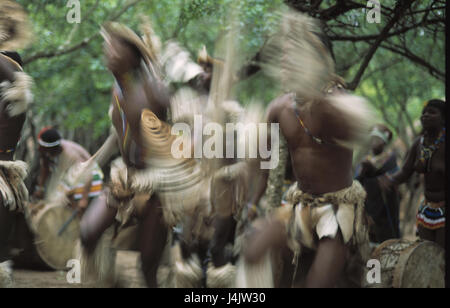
{"left": 363, "top": 239, "right": 444, "bottom": 288}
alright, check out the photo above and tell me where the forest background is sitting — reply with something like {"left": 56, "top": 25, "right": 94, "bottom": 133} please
{"left": 13, "top": 0, "right": 445, "bottom": 236}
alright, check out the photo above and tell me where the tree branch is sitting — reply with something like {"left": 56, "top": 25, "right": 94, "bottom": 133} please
{"left": 108, "top": 0, "right": 144, "bottom": 21}
{"left": 346, "top": 0, "right": 415, "bottom": 90}
{"left": 284, "top": 0, "right": 365, "bottom": 20}
{"left": 380, "top": 43, "right": 444, "bottom": 81}
{"left": 23, "top": 0, "right": 144, "bottom": 65}
{"left": 24, "top": 36, "right": 96, "bottom": 65}
{"left": 369, "top": 80, "right": 399, "bottom": 134}
{"left": 320, "top": 0, "right": 366, "bottom": 21}
{"left": 328, "top": 18, "right": 442, "bottom": 42}
{"left": 360, "top": 60, "right": 399, "bottom": 82}
{"left": 171, "top": 0, "right": 188, "bottom": 39}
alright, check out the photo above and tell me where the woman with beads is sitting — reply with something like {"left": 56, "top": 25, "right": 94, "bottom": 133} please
{"left": 381, "top": 99, "right": 445, "bottom": 248}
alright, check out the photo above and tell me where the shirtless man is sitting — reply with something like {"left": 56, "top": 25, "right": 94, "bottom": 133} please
{"left": 355, "top": 124, "right": 400, "bottom": 243}
{"left": 79, "top": 23, "right": 171, "bottom": 287}
{"left": 381, "top": 99, "right": 445, "bottom": 248}
{"left": 246, "top": 76, "right": 371, "bottom": 286}
{"left": 0, "top": 50, "right": 33, "bottom": 287}
{"left": 247, "top": 152, "right": 295, "bottom": 220}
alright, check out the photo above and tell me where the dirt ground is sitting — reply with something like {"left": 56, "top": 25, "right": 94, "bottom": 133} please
{"left": 12, "top": 251, "right": 147, "bottom": 288}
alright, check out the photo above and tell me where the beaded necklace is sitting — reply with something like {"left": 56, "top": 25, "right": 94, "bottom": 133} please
{"left": 419, "top": 127, "right": 445, "bottom": 173}
{"left": 0, "top": 148, "right": 15, "bottom": 154}
{"left": 292, "top": 100, "right": 338, "bottom": 147}
{"left": 113, "top": 77, "right": 144, "bottom": 168}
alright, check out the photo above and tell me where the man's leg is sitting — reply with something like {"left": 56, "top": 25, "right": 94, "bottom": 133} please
{"left": 209, "top": 180, "right": 238, "bottom": 267}
{"left": 305, "top": 231, "right": 348, "bottom": 288}
{"left": 434, "top": 227, "right": 445, "bottom": 249}
{"left": 244, "top": 218, "right": 287, "bottom": 264}
{"left": 0, "top": 198, "right": 14, "bottom": 262}
{"left": 417, "top": 225, "right": 435, "bottom": 243}
{"left": 138, "top": 195, "right": 168, "bottom": 288}
{"left": 375, "top": 223, "right": 393, "bottom": 243}
{"left": 79, "top": 192, "right": 117, "bottom": 252}
{"left": 209, "top": 215, "right": 236, "bottom": 267}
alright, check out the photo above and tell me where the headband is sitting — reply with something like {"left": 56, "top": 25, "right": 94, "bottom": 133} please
{"left": 38, "top": 138, "right": 61, "bottom": 148}
{"left": 370, "top": 127, "right": 390, "bottom": 144}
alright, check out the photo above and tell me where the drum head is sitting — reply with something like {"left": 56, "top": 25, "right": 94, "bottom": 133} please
{"left": 34, "top": 205, "right": 80, "bottom": 270}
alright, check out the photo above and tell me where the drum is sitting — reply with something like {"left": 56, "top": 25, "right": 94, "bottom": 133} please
{"left": 25, "top": 200, "right": 81, "bottom": 270}
{"left": 363, "top": 239, "right": 444, "bottom": 288}
{"left": 10, "top": 211, "right": 48, "bottom": 269}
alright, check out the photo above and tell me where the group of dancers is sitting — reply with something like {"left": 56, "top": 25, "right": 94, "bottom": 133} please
{"left": 0, "top": 1, "right": 445, "bottom": 288}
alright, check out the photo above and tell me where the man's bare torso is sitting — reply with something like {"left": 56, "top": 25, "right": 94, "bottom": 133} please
{"left": 111, "top": 72, "right": 168, "bottom": 169}
{"left": 269, "top": 93, "right": 354, "bottom": 195}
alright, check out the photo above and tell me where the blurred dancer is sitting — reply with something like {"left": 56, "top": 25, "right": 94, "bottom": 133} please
{"left": 240, "top": 11, "right": 371, "bottom": 288}
{"left": 77, "top": 22, "right": 173, "bottom": 287}
{"left": 355, "top": 124, "right": 400, "bottom": 243}
{"left": 34, "top": 127, "right": 103, "bottom": 212}
{"left": 0, "top": 0, "right": 33, "bottom": 288}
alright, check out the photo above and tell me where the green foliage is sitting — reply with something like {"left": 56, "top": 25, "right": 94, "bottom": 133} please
{"left": 15, "top": 0, "right": 445, "bottom": 151}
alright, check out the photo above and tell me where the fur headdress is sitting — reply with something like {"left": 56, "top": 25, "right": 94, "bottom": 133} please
{"left": 0, "top": 0, "right": 33, "bottom": 50}
{"left": 139, "top": 15, "right": 162, "bottom": 67}
{"left": 261, "top": 10, "right": 335, "bottom": 100}
{"left": 0, "top": 70, "right": 34, "bottom": 117}
{"left": 160, "top": 41, "right": 204, "bottom": 83}
{"left": 197, "top": 45, "right": 224, "bottom": 70}
{"left": 100, "top": 22, "right": 159, "bottom": 76}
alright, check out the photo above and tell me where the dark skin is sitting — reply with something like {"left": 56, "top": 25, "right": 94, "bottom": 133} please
{"left": 190, "top": 59, "right": 231, "bottom": 264}
{"left": 206, "top": 120, "right": 248, "bottom": 267}
{"left": 106, "top": 37, "right": 169, "bottom": 159}
{"left": 208, "top": 166, "right": 240, "bottom": 267}
{"left": 245, "top": 86, "right": 357, "bottom": 288}
{"left": 80, "top": 35, "right": 170, "bottom": 287}
{"left": 0, "top": 53, "right": 26, "bottom": 262}
{"left": 84, "top": 39, "right": 243, "bottom": 285}
{"left": 0, "top": 55, "right": 25, "bottom": 162}
{"left": 176, "top": 58, "right": 242, "bottom": 269}
{"left": 248, "top": 153, "right": 295, "bottom": 221}
{"left": 356, "top": 128, "right": 402, "bottom": 242}
{"left": 380, "top": 105, "right": 445, "bottom": 247}
{"left": 371, "top": 135, "right": 386, "bottom": 156}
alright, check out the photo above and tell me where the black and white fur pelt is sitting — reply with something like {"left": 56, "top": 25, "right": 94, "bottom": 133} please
{"left": 1, "top": 71, "right": 33, "bottom": 117}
